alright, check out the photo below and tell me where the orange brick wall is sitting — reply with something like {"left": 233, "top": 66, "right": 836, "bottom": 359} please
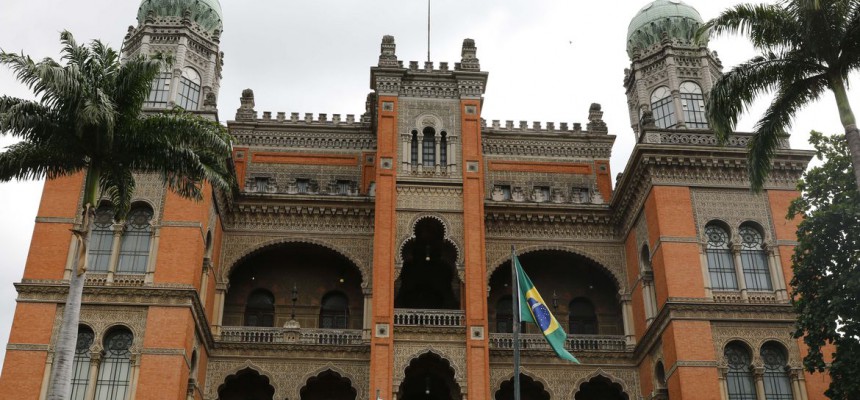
{"left": 662, "top": 321, "right": 720, "bottom": 400}
{"left": 0, "top": 302, "right": 57, "bottom": 397}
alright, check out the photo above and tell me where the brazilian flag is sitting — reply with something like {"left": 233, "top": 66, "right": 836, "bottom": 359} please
{"left": 514, "top": 255, "right": 580, "bottom": 363}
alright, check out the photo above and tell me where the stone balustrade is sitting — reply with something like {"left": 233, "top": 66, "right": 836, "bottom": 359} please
{"left": 488, "top": 333, "right": 627, "bottom": 352}
{"left": 219, "top": 326, "right": 365, "bottom": 345}
{"left": 393, "top": 309, "right": 465, "bottom": 327}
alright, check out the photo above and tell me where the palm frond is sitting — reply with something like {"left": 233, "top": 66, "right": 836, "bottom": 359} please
{"left": 747, "top": 73, "right": 829, "bottom": 190}
{"left": 98, "top": 167, "right": 135, "bottom": 219}
{"left": 701, "top": 3, "right": 800, "bottom": 51}
{"left": 0, "top": 140, "right": 85, "bottom": 181}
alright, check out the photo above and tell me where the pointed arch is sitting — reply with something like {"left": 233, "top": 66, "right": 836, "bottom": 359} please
{"left": 571, "top": 369, "right": 632, "bottom": 399}
{"left": 298, "top": 365, "right": 359, "bottom": 400}
{"left": 215, "top": 361, "right": 279, "bottom": 400}
{"left": 487, "top": 244, "right": 625, "bottom": 291}
{"left": 493, "top": 367, "right": 554, "bottom": 399}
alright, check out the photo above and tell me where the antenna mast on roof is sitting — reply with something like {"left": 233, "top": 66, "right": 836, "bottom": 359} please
{"left": 427, "top": 0, "right": 431, "bottom": 62}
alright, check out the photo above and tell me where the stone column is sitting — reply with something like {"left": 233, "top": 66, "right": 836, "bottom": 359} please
{"left": 753, "top": 367, "right": 766, "bottom": 400}
{"left": 718, "top": 368, "right": 729, "bottom": 400}
{"left": 213, "top": 284, "right": 227, "bottom": 336}
{"left": 642, "top": 277, "right": 657, "bottom": 325}
{"left": 128, "top": 354, "right": 142, "bottom": 400}
{"left": 767, "top": 245, "right": 788, "bottom": 301}
{"left": 449, "top": 139, "right": 458, "bottom": 174}
{"left": 38, "top": 353, "right": 53, "bottom": 400}
{"left": 417, "top": 131, "right": 424, "bottom": 172}
{"left": 401, "top": 136, "right": 410, "bottom": 172}
{"left": 732, "top": 244, "right": 748, "bottom": 300}
{"left": 619, "top": 294, "right": 636, "bottom": 347}
{"left": 363, "top": 289, "right": 373, "bottom": 337}
{"left": 84, "top": 352, "right": 101, "bottom": 400}
{"left": 200, "top": 259, "right": 211, "bottom": 307}
{"left": 144, "top": 227, "right": 160, "bottom": 284}
{"left": 106, "top": 224, "right": 124, "bottom": 283}
{"left": 700, "top": 244, "right": 714, "bottom": 299}
{"left": 434, "top": 137, "right": 441, "bottom": 173}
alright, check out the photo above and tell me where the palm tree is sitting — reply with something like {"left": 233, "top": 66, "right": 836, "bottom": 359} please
{"left": 701, "top": 0, "right": 860, "bottom": 192}
{"left": 0, "top": 31, "right": 233, "bottom": 399}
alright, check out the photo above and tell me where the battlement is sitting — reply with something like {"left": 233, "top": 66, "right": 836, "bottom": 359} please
{"left": 484, "top": 103, "right": 609, "bottom": 136}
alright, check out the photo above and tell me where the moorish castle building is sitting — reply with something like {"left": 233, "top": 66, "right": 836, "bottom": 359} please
{"left": 0, "top": 0, "right": 827, "bottom": 399}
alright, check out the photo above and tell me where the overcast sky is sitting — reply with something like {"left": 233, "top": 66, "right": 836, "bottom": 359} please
{"left": 0, "top": 0, "right": 856, "bottom": 371}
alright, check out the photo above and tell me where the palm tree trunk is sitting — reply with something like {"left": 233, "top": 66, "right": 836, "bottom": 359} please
{"left": 830, "top": 75, "right": 860, "bottom": 193}
{"left": 46, "top": 168, "right": 99, "bottom": 400}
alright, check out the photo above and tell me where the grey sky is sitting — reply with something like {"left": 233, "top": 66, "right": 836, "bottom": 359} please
{"left": 0, "top": 0, "right": 856, "bottom": 371}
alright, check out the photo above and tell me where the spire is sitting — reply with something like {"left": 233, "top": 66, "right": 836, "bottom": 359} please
{"left": 378, "top": 35, "right": 399, "bottom": 68}
{"left": 458, "top": 38, "right": 480, "bottom": 71}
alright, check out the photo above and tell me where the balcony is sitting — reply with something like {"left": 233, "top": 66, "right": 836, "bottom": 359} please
{"left": 489, "top": 333, "right": 627, "bottom": 352}
{"left": 393, "top": 309, "right": 465, "bottom": 327}
{"left": 219, "top": 326, "right": 366, "bottom": 345}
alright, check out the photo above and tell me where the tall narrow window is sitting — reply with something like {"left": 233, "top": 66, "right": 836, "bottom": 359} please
{"left": 496, "top": 296, "right": 513, "bottom": 333}
{"left": 761, "top": 342, "right": 793, "bottom": 400}
{"left": 680, "top": 81, "right": 708, "bottom": 129}
{"left": 725, "top": 342, "right": 756, "bottom": 400}
{"left": 117, "top": 205, "right": 153, "bottom": 274}
{"left": 320, "top": 291, "right": 349, "bottom": 329}
{"left": 706, "top": 223, "right": 738, "bottom": 290}
{"left": 651, "top": 86, "right": 677, "bottom": 129}
{"left": 94, "top": 328, "right": 133, "bottom": 400}
{"left": 70, "top": 325, "right": 94, "bottom": 400}
{"left": 245, "top": 289, "right": 275, "bottom": 327}
{"left": 440, "top": 131, "right": 448, "bottom": 167}
{"left": 410, "top": 130, "right": 419, "bottom": 167}
{"left": 88, "top": 205, "right": 115, "bottom": 272}
{"left": 568, "top": 298, "right": 598, "bottom": 335}
{"left": 740, "top": 225, "right": 772, "bottom": 290}
{"left": 422, "top": 127, "right": 436, "bottom": 167}
{"left": 143, "top": 72, "right": 171, "bottom": 108}
{"left": 177, "top": 67, "right": 201, "bottom": 110}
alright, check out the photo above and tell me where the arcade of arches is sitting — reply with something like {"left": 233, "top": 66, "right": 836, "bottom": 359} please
{"left": 223, "top": 243, "right": 365, "bottom": 329}
{"left": 488, "top": 250, "right": 624, "bottom": 336}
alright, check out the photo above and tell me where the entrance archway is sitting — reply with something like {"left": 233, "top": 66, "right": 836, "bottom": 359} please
{"left": 574, "top": 376, "right": 629, "bottom": 400}
{"left": 217, "top": 368, "right": 275, "bottom": 400}
{"left": 300, "top": 370, "right": 357, "bottom": 400}
{"left": 395, "top": 218, "right": 460, "bottom": 309}
{"left": 495, "top": 374, "right": 550, "bottom": 400}
{"left": 398, "top": 353, "right": 462, "bottom": 400}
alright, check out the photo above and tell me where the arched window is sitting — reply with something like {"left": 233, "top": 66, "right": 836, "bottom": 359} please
{"left": 117, "top": 205, "right": 153, "bottom": 274}
{"left": 725, "top": 342, "right": 756, "bottom": 400}
{"left": 144, "top": 72, "right": 171, "bottom": 108}
{"left": 177, "top": 67, "right": 201, "bottom": 110}
{"left": 650, "top": 86, "right": 677, "bottom": 129}
{"left": 654, "top": 360, "right": 668, "bottom": 390}
{"left": 739, "top": 225, "right": 772, "bottom": 291}
{"left": 88, "top": 205, "right": 115, "bottom": 272}
{"left": 761, "top": 342, "right": 793, "bottom": 400}
{"left": 95, "top": 328, "right": 133, "bottom": 400}
{"left": 440, "top": 131, "right": 448, "bottom": 167}
{"left": 496, "top": 296, "right": 513, "bottom": 333}
{"left": 320, "top": 291, "right": 349, "bottom": 329}
{"left": 568, "top": 298, "right": 598, "bottom": 335}
{"left": 244, "top": 289, "right": 275, "bottom": 327}
{"left": 422, "top": 127, "right": 436, "bottom": 167}
{"left": 410, "top": 130, "right": 419, "bottom": 167}
{"left": 706, "top": 223, "right": 738, "bottom": 290}
{"left": 70, "top": 325, "right": 94, "bottom": 400}
{"left": 680, "top": 81, "right": 708, "bottom": 128}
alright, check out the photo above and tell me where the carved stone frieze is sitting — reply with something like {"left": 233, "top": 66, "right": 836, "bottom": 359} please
{"left": 635, "top": 213, "right": 650, "bottom": 255}
{"left": 203, "top": 358, "right": 370, "bottom": 400}
{"left": 482, "top": 136, "right": 613, "bottom": 159}
{"left": 710, "top": 322, "right": 801, "bottom": 368}
{"left": 222, "top": 207, "right": 373, "bottom": 233}
{"left": 484, "top": 213, "right": 616, "bottom": 242}
{"left": 690, "top": 188, "right": 776, "bottom": 241}
{"left": 396, "top": 186, "right": 464, "bottom": 212}
{"left": 219, "top": 234, "right": 373, "bottom": 288}
{"left": 485, "top": 240, "right": 627, "bottom": 291}
{"left": 489, "top": 365, "right": 641, "bottom": 399}
{"left": 231, "top": 128, "right": 374, "bottom": 150}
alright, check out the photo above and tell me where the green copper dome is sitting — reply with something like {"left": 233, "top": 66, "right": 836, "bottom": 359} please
{"left": 137, "top": 0, "right": 223, "bottom": 33}
{"left": 627, "top": 0, "right": 704, "bottom": 57}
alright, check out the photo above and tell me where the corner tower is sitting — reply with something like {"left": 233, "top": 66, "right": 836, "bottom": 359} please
{"left": 623, "top": 0, "right": 722, "bottom": 140}
{"left": 123, "top": 0, "right": 224, "bottom": 114}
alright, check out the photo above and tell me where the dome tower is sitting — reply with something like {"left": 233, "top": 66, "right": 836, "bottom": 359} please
{"left": 122, "top": 0, "right": 225, "bottom": 115}
{"left": 623, "top": 0, "right": 722, "bottom": 140}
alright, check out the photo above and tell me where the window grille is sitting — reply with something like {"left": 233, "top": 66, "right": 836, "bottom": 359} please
{"left": 245, "top": 290, "right": 275, "bottom": 327}
{"left": 422, "top": 127, "right": 436, "bottom": 167}
{"left": 706, "top": 224, "right": 738, "bottom": 290}
{"left": 440, "top": 132, "right": 448, "bottom": 166}
{"left": 725, "top": 343, "right": 757, "bottom": 400}
{"left": 88, "top": 205, "right": 115, "bottom": 272}
{"left": 117, "top": 206, "right": 153, "bottom": 274}
{"left": 177, "top": 67, "right": 201, "bottom": 110}
{"left": 680, "top": 82, "right": 708, "bottom": 128}
{"left": 761, "top": 343, "right": 793, "bottom": 400}
{"left": 740, "top": 226, "right": 772, "bottom": 290}
{"left": 410, "top": 131, "right": 418, "bottom": 167}
{"left": 320, "top": 292, "right": 349, "bottom": 329}
{"left": 496, "top": 296, "right": 513, "bottom": 333}
{"left": 569, "top": 298, "right": 598, "bottom": 334}
{"left": 70, "top": 326, "right": 94, "bottom": 400}
{"left": 651, "top": 87, "right": 677, "bottom": 129}
{"left": 143, "top": 73, "right": 171, "bottom": 108}
{"left": 94, "top": 329, "right": 133, "bottom": 400}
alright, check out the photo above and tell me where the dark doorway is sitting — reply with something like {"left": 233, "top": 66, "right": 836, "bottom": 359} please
{"left": 300, "top": 370, "right": 357, "bottom": 400}
{"left": 398, "top": 353, "right": 461, "bottom": 400}
{"left": 395, "top": 219, "right": 459, "bottom": 309}
{"left": 574, "top": 376, "right": 629, "bottom": 400}
{"left": 217, "top": 368, "right": 275, "bottom": 400}
{"left": 495, "top": 374, "right": 550, "bottom": 400}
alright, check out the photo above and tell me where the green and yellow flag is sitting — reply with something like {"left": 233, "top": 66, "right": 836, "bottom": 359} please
{"left": 514, "top": 255, "right": 579, "bottom": 363}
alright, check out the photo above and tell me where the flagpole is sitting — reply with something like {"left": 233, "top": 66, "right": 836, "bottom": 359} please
{"left": 510, "top": 245, "right": 521, "bottom": 400}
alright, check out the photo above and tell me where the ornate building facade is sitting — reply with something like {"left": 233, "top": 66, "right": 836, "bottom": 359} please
{"left": 0, "top": 0, "right": 830, "bottom": 399}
